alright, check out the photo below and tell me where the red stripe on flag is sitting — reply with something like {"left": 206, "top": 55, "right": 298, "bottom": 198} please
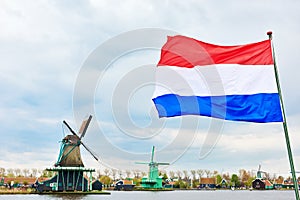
{"left": 158, "top": 35, "right": 273, "bottom": 68}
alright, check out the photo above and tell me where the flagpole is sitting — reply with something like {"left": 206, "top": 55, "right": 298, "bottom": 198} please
{"left": 267, "top": 31, "right": 299, "bottom": 200}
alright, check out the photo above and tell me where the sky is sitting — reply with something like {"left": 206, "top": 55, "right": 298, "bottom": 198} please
{"left": 1, "top": 0, "right": 300, "bottom": 178}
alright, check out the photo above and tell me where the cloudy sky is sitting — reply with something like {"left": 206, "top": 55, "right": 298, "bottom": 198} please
{"left": 1, "top": 0, "right": 300, "bottom": 177}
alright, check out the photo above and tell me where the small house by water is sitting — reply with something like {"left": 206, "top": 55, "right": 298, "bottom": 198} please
{"left": 198, "top": 177, "right": 216, "bottom": 189}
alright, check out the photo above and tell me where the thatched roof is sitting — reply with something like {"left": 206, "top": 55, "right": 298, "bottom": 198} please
{"left": 200, "top": 177, "right": 216, "bottom": 184}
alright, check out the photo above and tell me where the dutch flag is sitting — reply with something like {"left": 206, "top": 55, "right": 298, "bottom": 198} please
{"left": 152, "top": 35, "right": 283, "bottom": 123}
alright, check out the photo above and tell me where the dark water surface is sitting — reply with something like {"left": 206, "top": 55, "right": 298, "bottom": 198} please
{"left": 0, "top": 190, "right": 296, "bottom": 200}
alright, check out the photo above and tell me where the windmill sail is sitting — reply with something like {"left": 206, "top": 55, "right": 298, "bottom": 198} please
{"left": 78, "top": 115, "right": 92, "bottom": 139}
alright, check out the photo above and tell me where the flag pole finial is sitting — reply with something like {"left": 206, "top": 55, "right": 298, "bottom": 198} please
{"left": 267, "top": 31, "right": 273, "bottom": 39}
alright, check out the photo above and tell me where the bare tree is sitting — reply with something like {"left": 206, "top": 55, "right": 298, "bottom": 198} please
{"left": 213, "top": 170, "right": 218, "bottom": 177}
{"left": 14, "top": 168, "right": 21, "bottom": 177}
{"left": 176, "top": 170, "right": 182, "bottom": 180}
{"left": 169, "top": 171, "right": 175, "bottom": 179}
{"left": 111, "top": 169, "right": 117, "bottom": 181}
{"left": 96, "top": 169, "right": 101, "bottom": 179}
{"left": 239, "top": 169, "right": 250, "bottom": 183}
{"left": 7, "top": 168, "right": 14, "bottom": 177}
{"left": 104, "top": 168, "right": 110, "bottom": 176}
{"left": 197, "top": 169, "right": 204, "bottom": 180}
{"left": 265, "top": 172, "right": 270, "bottom": 180}
{"left": 125, "top": 170, "right": 131, "bottom": 178}
{"left": 190, "top": 170, "right": 196, "bottom": 180}
{"left": 118, "top": 170, "right": 123, "bottom": 180}
{"left": 31, "top": 168, "right": 38, "bottom": 177}
{"left": 23, "top": 169, "right": 30, "bottom": 177}
{"left": 133, "top": 169, "right": 141, "bottom": 178}
{"left": 38, "top": 169, "right": 43, "bottom": 177}
{"left": 183, "top": 170, "right": 189, "bottom": 181}
{"left": 0, "top": 168, "right": 5, "bottom": 176}
{"left": 271, "top": 173, "right": 277, "bottom": 181}
{"left": 204, "top": 170, "right": 211, "bottom": 178}
{"left": 223, "top": 173, "right": 230, "bottom": 181}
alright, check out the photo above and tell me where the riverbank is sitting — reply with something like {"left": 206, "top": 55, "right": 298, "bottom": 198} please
{"left": 0, "top": 188, "right": 110, "bottom": 195}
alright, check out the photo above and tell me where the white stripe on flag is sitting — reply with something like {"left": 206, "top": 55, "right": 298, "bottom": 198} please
{"left": 153, "top": 64, "right": 278, "bottom": 97}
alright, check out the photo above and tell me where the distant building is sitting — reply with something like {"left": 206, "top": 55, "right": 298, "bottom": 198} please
{"left": 114, "top": 179, "right": 135, "bottom": 191}
{"left": 3, "top": 177, "right": 49, "bottom": 188}
{"left": 273, "top": 179, "right": 283, "bottom": 189}
{"left": 92, "top": 180, "right": 103, "bottom": 191}
{"left": 164, "top": 181, "right": 176, "bottom": 189}
{"left": 198, "top": 177, "right": 216, "bottom": 189}
{"left": 252, "top": 178, "right": 265, "bottom": 190}
{"left": 216, "top": 178, "right": 228, "bottom": 189}
{"left": 252, "top": 178, "right": 273, "bottom": 190}
{"left": 264, "top": 180, "right": 273, "bottom": 190}
{"left": 282, "top": 179, "right": 300, "bottom": 189}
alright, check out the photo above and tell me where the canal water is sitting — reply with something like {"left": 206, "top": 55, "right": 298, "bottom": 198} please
{"left": 0, "top": 190, "right": 296, "bottom": 200}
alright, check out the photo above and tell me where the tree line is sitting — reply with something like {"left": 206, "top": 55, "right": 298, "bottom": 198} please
{"left": 0, "top": 167, "right": 54, "bottom": 178}
{"left": 0, "top": 167, "right": 293, "bottom": 189}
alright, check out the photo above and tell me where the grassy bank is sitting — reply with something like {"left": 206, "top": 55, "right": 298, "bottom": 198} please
{"left": 133, "top": 187, "right": 174, "bottom": 191}
{"left": 0, "top": 188, "right": 110, "bottom": 195}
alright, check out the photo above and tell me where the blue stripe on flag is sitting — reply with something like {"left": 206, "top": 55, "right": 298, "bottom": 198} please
{"left": 152, "top": 93, "right": 283, "bottom": 123}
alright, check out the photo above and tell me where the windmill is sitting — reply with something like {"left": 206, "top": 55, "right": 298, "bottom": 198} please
{"left": 256, "top": 164, "right": 268, "bottom": 179}
{"left": 136, "top": 146, "right": 169, "bottom": 189}
{"left": 36, "top": 115, "right": 101, "bottom": 193}
{"left": 55, "top": 115, "right": 98, "bottom": 167}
